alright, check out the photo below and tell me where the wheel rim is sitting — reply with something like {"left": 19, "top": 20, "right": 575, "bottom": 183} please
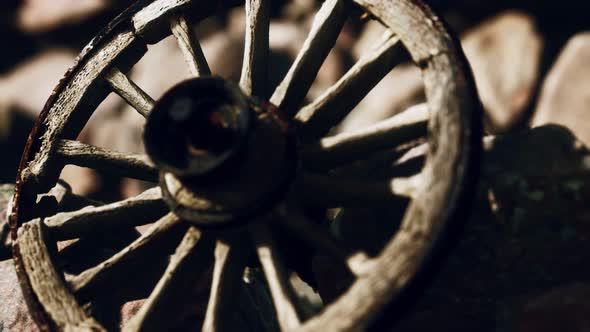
{"left": 9, "top": 0, "right": 482, "bottom": 331}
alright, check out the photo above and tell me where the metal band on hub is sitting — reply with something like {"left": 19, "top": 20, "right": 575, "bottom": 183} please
{"left": 144, "top": 76, "right": 297, "bottom": 226}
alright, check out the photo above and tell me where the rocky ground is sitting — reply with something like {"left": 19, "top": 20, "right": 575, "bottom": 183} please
{"left": 1, "top": 0, "right": 590, "bottom": 331}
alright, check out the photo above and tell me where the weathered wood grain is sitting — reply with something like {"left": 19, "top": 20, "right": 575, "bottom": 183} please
{"left": 297, "top": 0, "right": 481, "bottom": 330}
{"left": 69, "top": 213, "right": 183, "bottom": 295}
{"left": 278, "top": 205, "right": 372, "bottom": 277}
{"left": 56, "top": 139, "right": 158, "bottom": 182}
{"left": 202, "top": 236, "right": 247, "bottom": 332}
{"left": 133, "top": 0, "right": 192, "bottom": 39}
{"left": 296, "top": 33, "right": 405, "bottom": 140}
{"left": 240, "top": 0, "right": 270, "bottom": 98}
{"left": 302, "top": 103, "right": 428, "bottom": 170}
{"left": 105, "top": 67, "right": 155, "bottom": 117}
{"left": 44, "top": 187, "right": 166, "bottom": 240}
{"left": 17, "top": 220, "right": 106, "bottom": 331}
{"left": 123, "top": 227, "right": 214, "bottom": 332}
{"left": 171, "top": 15, "right": 211, "bottom": 77}
{"left": 12, "top": 0, "right": 481, "bottom": 331}
{"left": 250, "top": 223, "right": 301, "bottom": 331}
{"left": 270, "top": 0, "right": 350, "bottom": 116}
{"left": 22, "top": 29, "right": 142, "bottom": 194}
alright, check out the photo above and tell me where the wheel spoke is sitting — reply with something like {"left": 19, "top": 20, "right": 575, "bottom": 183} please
{"left": 329, "top": 140, "right": 423, "bottom": 178}
{"left": 301, "top": 103, "right": 429, "bottom": 170}
{"left": 277, "top": 205, "right": 371, "bottom": 277}
{"left": 38, "top": 180, "right": 103, "bottom": 213}
{"left": 171, "top": 15, "right": 211, "bottom": 77}
{"left": 202, "top": 235, "right": 248, "bottom": 332}
{"left": 296, "top": 173, "right": 419, "bottom": 207}
{"left": 250, "top": 223, "right": 301, "bottom": 331}
{"left": 270, "top": 0, "right": 350, "bottom": 116}
{"left": 45, "top": 187, "right": 166, "bottom": 240}
{"left": 56, "top": 139, "right": 158, "bottom": 182}
{"left": 105, "top": 67, "right": 155, "bottom": 117}
{"left": 296, "top": 33, "right": 405, "bottom": 139}
{"left": 124, "top": 227, "right": 214, "bottom": 332}
{"left": 69, "top": 213, "right": 185, "bottom": 298}
{"left": 240, "top": 0, "right": 270, "bottom": 98}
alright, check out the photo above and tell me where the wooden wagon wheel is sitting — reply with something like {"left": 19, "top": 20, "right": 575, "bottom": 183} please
{"left": 9, "top": 0, "right": 481, "bottom": 330}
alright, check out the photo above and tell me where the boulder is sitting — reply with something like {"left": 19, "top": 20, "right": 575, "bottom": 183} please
{"left": 0, "top": 185, "right": 14, "bottom": 260}
{"left": 337, "top": 64, "right": 425, "bottom": 132}
{"left": 532, "top": 33, "right": 590, "bottom": 146}
{"left": 0, "top": 260, "right": 38, "bottom": 331}
{"left": 462, "top": 11, "right": 543, "bottom": 133}
{"left": 0, "top": 49, "right": 77, "bottom": 119}
{"left": 510, "top": 283, "right": 590, "bottom": 332}
{"left": 16, "top": 0, "right": 109, "bottom": 33}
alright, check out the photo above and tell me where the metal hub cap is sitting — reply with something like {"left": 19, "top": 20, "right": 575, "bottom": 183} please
{"left": 145, "top": 76, "right": 296, "bottom": 226}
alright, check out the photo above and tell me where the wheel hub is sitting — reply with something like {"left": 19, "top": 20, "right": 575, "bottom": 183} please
{"left": 144, "top": 76, "right": 297, "bottom": 227}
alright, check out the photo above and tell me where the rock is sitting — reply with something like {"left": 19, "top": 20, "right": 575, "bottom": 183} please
{"left": 0, "top": 49, "right": 77, "bottom": 119}
{"left": 5, "top": 124, "right": 590, "bottom": 330}
{"left": 0, "top": 109, "right": 35, "bottom": 185}
{"left": 16, "top": 0, "right": 109, "bottom": 33}
{"left": 58, "top": 165, "right": 99, "bottom": 197}
{"left": 352, "top": 20, "right": 387, "bottom": 61}
{"left": 129, "top": 36, "right": 195, "bottom": 103}
{"left": 313, "top": 125, "right": 590, "bottom": 331}
{"left": 0, "top": 184, "right": 14, "bottom": 261}
{"left": 483, "top": 125, "right": 589, "bottom": 178}
{"left": 282, "top": 0, "right": 316, "bottom": 22}
{"left": 461, "top": 11, "right": 543, "bottom": 133}
{"left": 269, "top": 18, "right": 345, "bottom": 102}
{"left": 337, "top": 63, "right": 425, "bottom": 132}
{"left": 0, "top": 260, "right": 37, "bottom": 331}
{"left": 82, "top": 35, "right": 191, "bottom": 198}
{"left": 532, "top": 33, "right": 590, "bottom": 146}
{"left": 202, "top": 31, "right": 245, "bottom": 84}
{"left": 510, "top": 283, "right": 590, "bottom": 332}
{"left": 485, "top": 127, "right": 590, "bottom": 228}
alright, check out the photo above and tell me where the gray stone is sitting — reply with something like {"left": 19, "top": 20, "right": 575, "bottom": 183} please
{"left": 17, "top": 0, "right": 109, "bottom": 33}
{"left": 0, "top": 184, "right": 14, "bottom": 260}
{"left": 0, "top": 260, "right": 38, "bottom": 332}
{"left": 337, "top": 64, "right": 425, "bottom": 132}
{"left": 462, "top": 11, "right": 543, "bottom": 133}
{"left": 532, "top": 33, "right": 590, "bottom": 146}
{"left": 0, "top": 49, "right": 77, "bottom": 120}
{"left": 509, "top": 283, "right": 590, "bottom": 332}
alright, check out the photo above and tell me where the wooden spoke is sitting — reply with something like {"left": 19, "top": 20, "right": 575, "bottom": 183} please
{"left": 296, "top": 33, "right": 405, "bottom": 140}
{"left": 37, "top": 180, "right": 103, "bottom": 213}
{"left": 124, "top": 227, "right": 214, "bottom": 332}
{"left": 171, "top": 15, "right": 211, "bottom": 77}
{"left": 277, "top": 205, "right": 372, "bottom": 276}
{"left": 202, "top": 235, "right": 248, "bottom": 332}
{"left": 105, "top": 67, "right": 155, "bottom": 117}
{"left": 250, "top": 223, "right": 301, "bottom": 331}
{"left": 301, "top": 103, "right": 429, "bottom": 170}
{"left": 329, "top": 140, "right": 423, "bottom": 178}
{"left": 21, "top": 30, "right": 144, "bottom": 195}
{"left": 270, "top": 0, "right": 350, "bottom": 116}
{"left": 56, "top": 139, "right": 158, "bottom": 182}
{"left": 296, "top": 173, "right": 419, "bottom": 207}
{"left": 240, "top": 0, "right": 270, "bottom": 98}
{"left": 44, "top": 187, "right": 166, "bottom": 240}
{"left": 16, "top": 219, "right": 106, "bottom": 331}
{"left": 69, "top": 213, "right": 185, "bottom": 297}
